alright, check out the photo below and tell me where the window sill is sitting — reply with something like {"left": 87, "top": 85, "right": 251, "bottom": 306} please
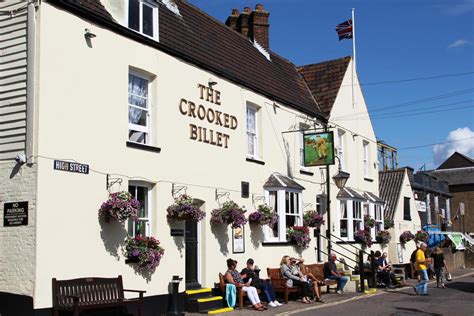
{"left": 336, "top": 240, "right": 382, "bottom": 245}
{"left": 126, "top": 141, "right": 161, "bottom": 153}
{"left": 299, "top": 169, "right": 314, "bottom": 176}
{"left": 364, "top": 177, "right": 374, "bottom": 182}
{"left": 246, "top": 157, "right": 265, "bottom": 165}
{"left": 261, "top": 241, "right": 290, "bottom": 247}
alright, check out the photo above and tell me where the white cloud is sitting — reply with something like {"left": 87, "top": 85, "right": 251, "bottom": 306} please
{"left": 442, "top": 0, "right": 474, "bottom": 15}
{"left": 448, "top": 39, "right": 470, "bottom": 49}
{"left": 433, "top": 127, "right": 474, "bottom": 165}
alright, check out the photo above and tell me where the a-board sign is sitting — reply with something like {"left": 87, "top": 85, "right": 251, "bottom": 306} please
{"left": 53, "top": 160, "right": 89, "bottom": 174}
{"left": 4, "top": 202, "right": 28, "bottom": 226}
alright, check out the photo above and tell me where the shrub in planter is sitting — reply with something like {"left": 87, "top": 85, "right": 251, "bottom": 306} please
{"left": 399, "top": 231, "right": 415, "bottom": 244}
{"left": 99, "top": 191, "right": 140, "bottom": 223}
{"left": 355, "top": 229, "right": 373, "bottom": 247}
{"left": 414, "top": 230, "right": 429, "bottom": 243}
{"left": 303, "top": 210, "right": 325, "bottom": 228}
{"left": 384, "top": 219, "right": 394, "bottom": 229}
{"left": 364, "top": 215, "right": 375, "bottom": 228}
{"left": 376, "top": 230, "right": 392, "bottom": 245}
{"left": 166, "top": 194, "right": 205, "bottom": 222}
{"left": 248, "top": 204, "right": 278, "bottom": 226}
{"left": 210, "top": 201, "right": 247, "bottom": 228}
{"left": 287, "top": 226, "right": 311, "bottom": 249}
{"left": 124, "top": 235, "right": 164, "bottom": 271}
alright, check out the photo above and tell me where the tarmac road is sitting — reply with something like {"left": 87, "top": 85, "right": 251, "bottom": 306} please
{"left": 277, "top": 272, "right": 474, "bottom": 316}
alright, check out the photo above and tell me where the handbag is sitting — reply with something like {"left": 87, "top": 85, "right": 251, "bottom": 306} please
{"left": 445, "top": 272, "right": 452, "bottom": 282}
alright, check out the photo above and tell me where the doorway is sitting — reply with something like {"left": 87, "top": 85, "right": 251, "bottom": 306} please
{"left": 185, "top": 199, "right": 204, "bottom": 290}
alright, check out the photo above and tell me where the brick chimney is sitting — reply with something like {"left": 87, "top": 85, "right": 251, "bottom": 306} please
{"left": 225, "top": 8, "right": 239, "bottom": 31}
{"left": 226, "top": 5, "right": 270, "bottom": 50}
{"left": 249, "top": 4, "right": 270, "bottom": 50}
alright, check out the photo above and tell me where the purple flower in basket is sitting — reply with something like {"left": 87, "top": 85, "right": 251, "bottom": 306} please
{"left": 98, "top": 191, "right": 140, "bottom": 223}
{"left": 287, "top": 226, "right": 311, "bottom": 249}
{"left": 355, "top": 228, "right": 373, "bottom": 247}
{"left": 414, "top": 230, "right": 429, "bottom": 243}
{"left": 248, "top": 204, "right": 278, "bottom": 226}
{"left": 124, "top": 235, "right": 165, "bottom": 271}
{"left": 210, "top": 201, "right": 248, "bottom": 228}
{"left": 167, "top": 195, "right": 205, "bottom": 222}
{"left": 399, "top": 231, "right": 415, "bottom": 244}
{"left": 303, "top": 210, "right": 325, "bottom": 228}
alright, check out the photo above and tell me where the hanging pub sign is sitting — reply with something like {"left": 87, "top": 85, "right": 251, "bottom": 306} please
{"left": 303, "top": 131, "right": 335, "bottom": 167}
{"left": 53, "top": 160, "right": 89, "bottom": 174}
{"left": 4, "top": 201, "right": 28, "bottom": 226}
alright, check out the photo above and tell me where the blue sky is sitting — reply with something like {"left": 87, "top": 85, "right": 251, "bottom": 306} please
{"left": 187, "top": 0, "right": 474, "bottom": 170}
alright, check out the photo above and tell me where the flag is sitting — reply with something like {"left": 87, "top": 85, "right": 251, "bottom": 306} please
{"left": 335, "top": 19, "right": 352, "bottom": 41}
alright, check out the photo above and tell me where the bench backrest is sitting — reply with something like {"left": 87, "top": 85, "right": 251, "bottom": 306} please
{"left": 52, "top": 276, "right": 124, "bottom": 307}
{"left": 305, "top": 263, "right": 324, "bottom": 279}
{"left": 267, "top": 268, "right": 286, "bottom": 288}
{"left": 218, "top": 273, "right": 226, "bottom": 293}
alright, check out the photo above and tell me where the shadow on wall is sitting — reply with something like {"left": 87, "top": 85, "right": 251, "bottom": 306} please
{"left": 249, "top": 224, "right": 265, "bottom": 250}
{"left": 169, "top": 221, "right": 185, "bottom": 258}
{"left": 99, "top": 219, "right": 128, "bottom": 260}
{"left": 0, "top": 292, "right": 33, "bottom": 316}
{"left": 211, "top": 224, "right": 229, "bottom": 256}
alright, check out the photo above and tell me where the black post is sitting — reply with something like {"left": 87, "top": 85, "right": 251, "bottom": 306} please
{"left": 326, "top": 165, "right": 332, "bottom": 257}
{"left": 315, "top": 228, "right": 322, "bottom": 262}
{"left": 370, "top": 251, "right": 376, "bottom": 288}
{"left": 359, "top": 249, "right": 365, "bottom": 292}
{"left": 167, "top": 275, "right": 183, "bottom": 316}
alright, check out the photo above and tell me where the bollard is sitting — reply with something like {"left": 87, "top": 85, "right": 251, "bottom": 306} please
{"left": 167, "top": 275, "right": 184, "bottom": 316}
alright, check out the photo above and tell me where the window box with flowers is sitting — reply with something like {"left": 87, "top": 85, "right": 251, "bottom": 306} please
{"left": 303, "top": 210, "right": 325, "bottom": 228}
{"left": 248, "top": 204, "right": 278, "bottom": 226}
{"left": 376, "top": 230, "right": 392, "bottom": 245}
{"left": 399, "top": 231, "right": 415, "bottom": 244}
{"left": 98, "top": 191, "right": 140, "bottom": 223}
{"left": 124, "top": 235, "right": 164, "bottom": 271}
{"left": 210, "top": 201, "right": 247, "bottom": 228}
{"left": 166, "top": 194, "right": 205, "bottom": 222}
{"left": 287, "top": 226, "right": 311, "bottom": 249}
{"left": 355, "top": 229, "right": 373, "bottom": 247}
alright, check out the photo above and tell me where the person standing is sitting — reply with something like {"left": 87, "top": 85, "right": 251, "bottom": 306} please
{"left": 241, "top": 258, "right": 282, "bottom": 307}
{"left": 413, "top": 242, "right": 430, "bottom": 295}
{"left": 323, "top": 254, "right": 348, "bottom": 294}
{"left": 431, "top": 247, "right": 447, "bottom": 288}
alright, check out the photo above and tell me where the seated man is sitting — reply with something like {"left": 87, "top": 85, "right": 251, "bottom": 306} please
{"left": 323, "top": 254, "right": 349, "bottom": 294}
{"left": 375, "top": 251, "right": 396, "bottom": 289}
{"left": 241, "top": 258, "right": 282, "bottom": 308}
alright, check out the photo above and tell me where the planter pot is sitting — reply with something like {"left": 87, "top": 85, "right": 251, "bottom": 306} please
{"left": 376, "top": 236, "right": 384, "bottom": 243}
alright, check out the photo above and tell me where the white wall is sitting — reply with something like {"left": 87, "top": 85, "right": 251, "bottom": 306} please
{"left": 32, "top": 3, "right": 325, "bottom": 308}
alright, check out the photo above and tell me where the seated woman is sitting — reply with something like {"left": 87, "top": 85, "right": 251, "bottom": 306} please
{"left": 280, "top": 255, "right": 313, "bottom": 304}
{"left": 292, "top": 258, "right": 324, "bottom": 303}
{"left": 225, "top": 258, "right": 266, "bottom": 311}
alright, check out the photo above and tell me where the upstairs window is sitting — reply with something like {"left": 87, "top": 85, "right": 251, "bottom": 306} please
{"left": 246, "top": 105, "right": 259, "bottom": 158}
{"left": 363, "top": 141, "right": 370, "bottom": 178}
{"left": 128, "top": 0, "right": 158, "bottom": 39}
{"left": 404, "top": 197, "right": 411, "bottom": 220}
{"left": 337, "top": 130, "right": 345, "bottom": 169}
{"left": 128, "top": 72, "right": 152, "bottom": 144}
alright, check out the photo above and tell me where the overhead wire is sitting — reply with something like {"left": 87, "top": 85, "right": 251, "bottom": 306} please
{"left": 398, "top": 137, "right": 474, "bottom": 150}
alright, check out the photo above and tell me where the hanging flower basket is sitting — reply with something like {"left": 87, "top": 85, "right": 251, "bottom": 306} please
{"left": 248, "top": 204, "right": 278, "bottom": 226}
{"left": 99, "top": 191, "right": 140, "bottom": 223}
{"left": 124, "top": 235, "right": 164, "bottom": 271}
{"left": 303, "top": 210, "right": 325, "bottom": 228}
{"left": 166, "top": 194, "right": 205, "bottom": 222}
{"left": 287, "top": 226, "right": 311, "bottom": 249}
{"left": 399, "top": 231, "right": 415, "bottom": 244}
{"left": 376, "top": 230, "right": 392, "bottom": 245}
{"left": 384, "top": 218, "right": 394, "bottom": 229}
{"left": 414, "top": 230, "right": 429, "bottom": 243}
{"left": 364, "top": 215, "right": 375, "bottom": 228}
{"left": 355, "top": 229, "right": 373, "bottom": 247}
{"left": 210, "top": 201, "right": 247, "bottom": 229}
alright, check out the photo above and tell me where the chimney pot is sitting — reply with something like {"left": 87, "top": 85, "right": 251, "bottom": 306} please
{"left": 231, "top": 8, "right": 239, "bottom": 16}
{"left": 255, "top": 4, "right": 264, "bottom": 12}
{"left": 243, "top": 7, "right": 252, "bottom": 14}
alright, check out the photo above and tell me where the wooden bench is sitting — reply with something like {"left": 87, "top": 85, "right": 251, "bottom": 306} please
{"left": 218, "top": 273, "right": 262, "bottom": 309}
{"left": 52, "top": 275, "right": 145, "bottom": 316}
{"left": 266, "top": 268, "right": 299, "bottom": 304}
{"left": 304, "top": 264, "right": 338, "bottom": 293}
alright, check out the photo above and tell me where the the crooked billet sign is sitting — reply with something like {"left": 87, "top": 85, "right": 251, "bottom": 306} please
{"left": 303, "top": 131, "right": 335, "bottom": 167}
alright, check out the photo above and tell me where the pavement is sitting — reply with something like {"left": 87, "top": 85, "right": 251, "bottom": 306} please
{"left": 191, "top": 268, "right": 474, "bottom": 316}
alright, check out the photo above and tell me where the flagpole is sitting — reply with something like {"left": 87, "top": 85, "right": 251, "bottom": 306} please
{"left": 351, "top": 8, "right": 356, "bottom": 108}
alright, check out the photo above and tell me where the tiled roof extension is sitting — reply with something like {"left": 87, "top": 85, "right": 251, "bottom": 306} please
{"left": 379, "top": 169, "right": 405, "bottom": 220}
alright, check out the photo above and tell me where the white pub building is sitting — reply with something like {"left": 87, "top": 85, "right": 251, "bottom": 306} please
{"left": 0, "top": 1, "right": 385, "bottom": 315}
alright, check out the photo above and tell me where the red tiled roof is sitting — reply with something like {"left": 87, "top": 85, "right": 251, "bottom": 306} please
{"left": 297, "top": 56, "right": 351, "bottom": 117}
{"left": 48, "top": 0, "right": 324, "bottom": 119}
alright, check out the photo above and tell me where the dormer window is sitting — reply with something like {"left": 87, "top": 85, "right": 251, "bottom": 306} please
{"left": 128, "top": 0, "right": 158, "bottom": 39}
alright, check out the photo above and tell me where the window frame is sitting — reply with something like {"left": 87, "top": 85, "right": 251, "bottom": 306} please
{"left": 128, "top": 182, "right": 153, "bottom": 237}
{"left": 338, "top": 198, "right": 382, "bottom": 241}
{"left": 352, "top": 200, "right": 363, "bottom": 237}
{"left": 316, "top": 194, "right": 326, "bottom": 214}
{"left": 363, "top": 141, "right": 370, "bottom": 178}
{"left": 374, "top": 203, "right": 383, "bottom": 237}
{"left": 246, "top": 104, "right": 259, "bottom": 159}
{"left": 403, "top": 197, "right": 411, "bottom": 221}
{"left": 337, "top": 129, "right": 345, "bottom": 170}
{"left": 264, "top": 188, "right": 303, "bottom": 243}
{"left": 339, "top": 199, "right": 349, "bottom": 240}
{"left": 128, "top": 70, "right": 153, "bottom": 145}
{"left": 126, "top": 0, "right": 159, "bottom": 40}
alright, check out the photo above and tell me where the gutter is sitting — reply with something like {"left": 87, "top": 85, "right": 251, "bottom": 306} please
{"left": 45, "top": 0, "right": 327, "bottom": 123}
